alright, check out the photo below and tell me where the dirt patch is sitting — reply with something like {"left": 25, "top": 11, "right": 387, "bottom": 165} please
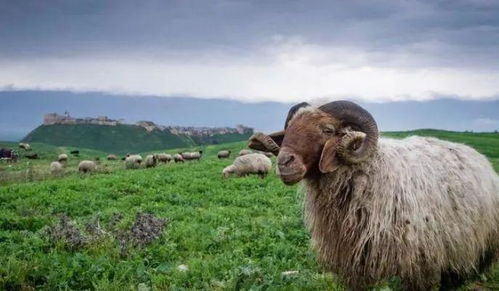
{"left": 44, "top": 212, "right": 168, "bottom": 254}
{"left": 44, "top": 214, "right": 86, "bottom": 250}
{"left": 117, "top": 212, "right": 169, "bottom": 256}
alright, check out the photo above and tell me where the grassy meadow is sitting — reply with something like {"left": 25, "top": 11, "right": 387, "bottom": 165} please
{"left": 0, "top": 130, "right": 498, "bottom": 290}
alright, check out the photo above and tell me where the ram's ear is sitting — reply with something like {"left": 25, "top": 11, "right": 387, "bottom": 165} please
{"left": 319, "top": 138, "right": 340, "bottom": 173}
{"left": 248, "top": 131, "right": 283, "bottom": 155}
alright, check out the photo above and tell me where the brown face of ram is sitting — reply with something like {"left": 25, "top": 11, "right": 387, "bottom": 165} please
{"left": 277, "top": 110, "right": 341, "bottom": 185}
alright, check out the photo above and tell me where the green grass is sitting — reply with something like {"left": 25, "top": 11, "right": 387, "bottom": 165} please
{"left": 0, "top": 142, "right": 111, "bottom": 185}
{"left": 0, "top": 130, "right": 498, "bottom": 290}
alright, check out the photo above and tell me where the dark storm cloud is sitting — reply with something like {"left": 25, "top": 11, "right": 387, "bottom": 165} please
{"left": 1, "top": 0, "right": 498, "bottom": 68}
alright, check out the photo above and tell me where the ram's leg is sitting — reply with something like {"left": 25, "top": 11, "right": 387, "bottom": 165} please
{"left": 439, "top": 271, "right": 465, "bottom": 291}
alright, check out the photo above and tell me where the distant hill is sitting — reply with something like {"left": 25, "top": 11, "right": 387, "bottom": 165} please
{"left": 2, "top": 90, "right": 499, "bottom": 142}
{"left": 21, "top": 124, "right": 251, "bottom": 154}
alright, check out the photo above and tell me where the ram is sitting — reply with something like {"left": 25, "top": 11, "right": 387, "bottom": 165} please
{"left": 249, "top": 100, "right": 499, "bottom": 290}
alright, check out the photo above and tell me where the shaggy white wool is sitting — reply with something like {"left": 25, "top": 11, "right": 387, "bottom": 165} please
{"left": 303, "top": 136, "right": 499, "bottom": 289}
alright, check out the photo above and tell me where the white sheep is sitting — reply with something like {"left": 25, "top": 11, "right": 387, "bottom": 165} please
{"left": 181, "top": 151, "right": 203, "bottom": 161}
{"left": 217, "top": 150, "right": 231, "bottom": 159}
{"left": 19, "top": 143, "right": 31, "bottom": 151}
{"left": 125, "top": 154, "right": 143, "bottom": 169}
{"left": 78, "top": 160, "right": 97, "bottom": 173}
{"left": 145, "top": 154, "right": 158, "bottom": 168}
{"left": 249, "top": 100, "right": 499, "bottom": 290}
{"left": 173, "top": 154, "right": 184, "bottom": 163}
{"left": 222, "top": 153, "right": 272, "bottom": 179}
{"left": 157, "top": 153, "right": 172, "bottom": 163}
{"left": 50, "top": 161, "right": 64, "bottom": 175}
{"left": 58, "top": 154, "right": 68, "bottom": 163}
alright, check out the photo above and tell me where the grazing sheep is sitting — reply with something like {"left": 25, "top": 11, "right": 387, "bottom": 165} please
{"left": 58, "top": 154, "right": 68, "bottom": 163}
{"left": 19, "top": 143, "right": 31, "bottom": 151}
{"left": 157, "top": 153, "right": 172, "bottom": 163}
{"left": 125, "top": 154, "right": 143, "bottom": 169}
{"left": 145, "top": 154, "right": 158, "bottom": 168}
{"left": 181, "top": 151, "right": 203, "bottom": 161}
{"left": 248, "top": 100, "right": 499, "bottom": 290}
{"left": 78, "top": 160, "right": 97, "bottom": 173}
{"left": 222, "top": 153, "right": 272, "bottom": 179}
{"left": 107, "top": 154, "right": 118, "bottom": 160}
{"left": 70, "top": 150, "right": 79, "bottom": 156}
{"left": 173, "top": 153, "right": 184, "bottom": 163}
{"left": 217, "top": 150, "right": 231, "bottom": 159}
{"left": 50, "top": 161, "right": 64, "bottom": 175}
{"left": 238, "top": 149, "right": 252, "bottom": 156}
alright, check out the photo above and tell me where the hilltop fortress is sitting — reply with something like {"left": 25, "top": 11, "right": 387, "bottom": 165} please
{"left": 43, "top": 113, "right": 253, "bottom": 137}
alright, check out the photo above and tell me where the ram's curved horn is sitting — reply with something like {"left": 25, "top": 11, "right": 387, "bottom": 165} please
{"left": 248, "top": 102, "right": 311, "bottom": 155}
{"left": 319, "top": 101, "right": 378, "bottom": 163}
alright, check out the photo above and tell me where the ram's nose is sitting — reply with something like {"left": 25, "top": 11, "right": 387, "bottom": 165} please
{"left": 277, "top": 150, "right": 306, "bottom": 185}
{"left": 277, "top": 151, "right": 295, "bottom": 167}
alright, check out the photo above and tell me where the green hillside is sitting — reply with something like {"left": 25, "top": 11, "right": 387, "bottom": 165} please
{"left": 22, "top": 124, "right": 253, "bottom": 155}
{"left": 22, "top": 124, "right": 198, "bottom": 155}
{"left": 190, "top": 132, "right": 253, "bottom": 145}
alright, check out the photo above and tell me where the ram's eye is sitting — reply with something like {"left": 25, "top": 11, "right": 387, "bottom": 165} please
{"left": 321, "top": 125, "right": 335, "bottom": 135}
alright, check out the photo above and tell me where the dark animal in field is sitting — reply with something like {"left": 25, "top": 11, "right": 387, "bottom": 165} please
{"left": 25, "top": 153, "right": 39, "bottom": 160}
{"left": 107, "top": 154, "right": 118, "bottom": 160}
{"left": 0, "top": 148, "right": 18, "bottom": 163}
{"left": 70, "top": 150, "right": 79, "bottom": 156}
{"left": 249, "top": 100, "right": 499, "bottom": 290}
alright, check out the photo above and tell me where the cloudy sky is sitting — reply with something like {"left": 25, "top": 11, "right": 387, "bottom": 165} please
{"left": 1, "top": 0, "right": 499, "bottom": 103}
